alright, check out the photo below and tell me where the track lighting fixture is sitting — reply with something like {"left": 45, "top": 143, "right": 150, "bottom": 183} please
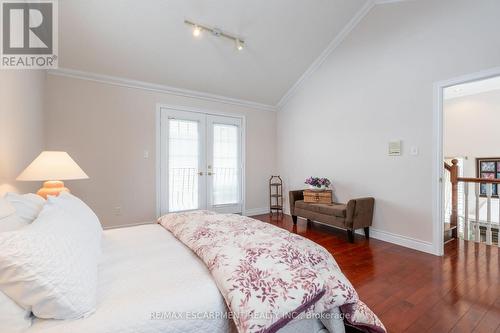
{"left": 185, "top": 20, "right": 245, "bottom": 51}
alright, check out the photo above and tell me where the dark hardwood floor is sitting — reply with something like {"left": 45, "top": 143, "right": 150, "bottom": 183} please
{"left": 253, "top": 214, "right": 500, "bottom": 333}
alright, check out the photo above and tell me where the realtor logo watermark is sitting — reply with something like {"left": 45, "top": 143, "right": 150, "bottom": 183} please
{"left": 1, "top": 0, "right": 58, "bottom": 69}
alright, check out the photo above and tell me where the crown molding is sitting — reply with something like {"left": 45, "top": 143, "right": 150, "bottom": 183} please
{"left": 47, "top": 68, "right": 276, "bottom": 112}
{"left": 374, "top": 0, "right": 416, "bottom": 4}
{"left": 276, "top": 0, "right": 376, "bottom": 109}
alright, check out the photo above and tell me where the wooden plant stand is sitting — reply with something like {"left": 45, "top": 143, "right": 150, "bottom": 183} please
{"left": 269, "top": 176, "right": 283, "bottom": 217}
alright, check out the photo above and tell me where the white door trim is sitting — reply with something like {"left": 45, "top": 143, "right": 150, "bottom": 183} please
{"left": 432, "top": 66, "right": 500, "bottom": 256}
{"left": 156, "top": 103, "right": 246, "bottom": 217}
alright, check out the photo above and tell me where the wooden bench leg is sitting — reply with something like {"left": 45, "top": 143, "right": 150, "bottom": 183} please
{"left": 292, "top": 215, "right": 297, "bottom": 224}
{"left": 364, "top": 227, "right": 369, "bottom": 239}
{"left": 347, "top": 230, "right": 354, "bottom": 243}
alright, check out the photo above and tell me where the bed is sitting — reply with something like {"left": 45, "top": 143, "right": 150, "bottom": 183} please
{"left": 27, "top": 224, "right": 344, "bottom": 333}
{"left": 1, "top": 194, "right": 383, "bottom": 333}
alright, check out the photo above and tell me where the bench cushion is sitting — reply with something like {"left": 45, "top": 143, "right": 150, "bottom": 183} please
{"left": 295, "top": 200, "right": 346, "bottom": 218}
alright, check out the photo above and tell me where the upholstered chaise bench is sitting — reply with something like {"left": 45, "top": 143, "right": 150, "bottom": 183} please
{"left": 289, "top": 190, "right": 375, "bottom": 243}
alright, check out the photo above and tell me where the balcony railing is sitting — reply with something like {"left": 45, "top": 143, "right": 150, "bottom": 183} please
{"left": 169, "top": 167, "right": 198, "bottom": 212}
{"left": 168, "top": 167, "right": 239, "bottom": 212}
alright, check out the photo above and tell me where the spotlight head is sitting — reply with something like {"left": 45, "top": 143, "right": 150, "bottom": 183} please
{"left": 236, "top": 39, "right": 244, "bottom": 51}
{"left": 193, "top": 25, "right": 201, "bottom": 37}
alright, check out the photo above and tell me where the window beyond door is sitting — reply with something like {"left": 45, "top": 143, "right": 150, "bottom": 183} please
{"left": 168, "top": 119, "right": 200, "bottom": 212}
{"left": 212, "top": 124, "right": 240, "bottom": 205}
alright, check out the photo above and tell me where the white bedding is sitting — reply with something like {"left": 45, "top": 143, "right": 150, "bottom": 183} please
{"left": 27, "top": 224, "right": 343, "bottom": 333}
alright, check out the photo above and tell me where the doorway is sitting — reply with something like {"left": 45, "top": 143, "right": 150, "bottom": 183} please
{"left": 435, "top": 67, "right": 500, "bottom": 255}
{"left": 158, "top": 107, "right": 244, "bottom": 215}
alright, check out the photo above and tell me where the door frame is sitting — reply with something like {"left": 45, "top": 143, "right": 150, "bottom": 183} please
{"left": 433, "top": 66, "right": 500, "bottom": 256}
{"left": 155, "top": 103, "right": 246, "bottom": 217}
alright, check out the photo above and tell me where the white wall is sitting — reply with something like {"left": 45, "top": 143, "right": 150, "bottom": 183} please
{"left": 444, "top": 89, "right": 500, "bottom": 224}
{"left": 445, "top": 89, "right": 500, "bottom": 177}
{"left": 277, "top": 0, "right": 500, "bottom": 252}
{"left": 0, "top": 71, "right": 45, "bottom": 195}
{"left": 44, "top": 74, "right": 276, "bottom": 227}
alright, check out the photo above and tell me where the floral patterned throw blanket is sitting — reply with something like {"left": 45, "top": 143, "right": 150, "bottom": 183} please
{"left": 158, "top": 211, "right": 385, "bottom": 333}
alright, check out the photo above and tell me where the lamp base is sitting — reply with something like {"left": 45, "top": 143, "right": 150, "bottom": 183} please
{"left": 37, "top": 181, "right": 70, "bottom": 199}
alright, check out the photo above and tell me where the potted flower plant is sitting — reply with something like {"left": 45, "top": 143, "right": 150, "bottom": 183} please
{"left": 305, "top": 177, "right": 331, "bottom": 191}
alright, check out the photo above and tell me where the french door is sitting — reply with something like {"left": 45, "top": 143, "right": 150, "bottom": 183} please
{"left": 159, "top": 108, "right": 243, "bottom": 214}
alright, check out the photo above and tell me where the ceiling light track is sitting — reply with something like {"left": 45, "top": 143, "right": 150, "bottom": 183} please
{"left": 184, "top": 19, "right": 245, "bottom": 51}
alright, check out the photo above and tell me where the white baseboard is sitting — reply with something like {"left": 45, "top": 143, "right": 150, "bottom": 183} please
{"left": 295, "top": 215, "right": 435, "bottom": 255}
{"left": 355, "top": 228, "right": 434, "bottom": 255}
{"left": 244, "top": 207, "right": 269, "bottom": 216}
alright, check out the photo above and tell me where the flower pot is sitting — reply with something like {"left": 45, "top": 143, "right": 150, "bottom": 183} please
{"left": 308, "top": 185, "right": 326, "bottom": 192}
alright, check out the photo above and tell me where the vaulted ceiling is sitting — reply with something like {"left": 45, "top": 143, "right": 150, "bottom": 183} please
{"left": 58, "top": 0, "right": 370, "bottom": 107}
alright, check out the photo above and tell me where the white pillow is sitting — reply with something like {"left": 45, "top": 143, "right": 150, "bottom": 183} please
{"left": 0, "top": 292, "right": 32, "bottom": 332}
{"left": 0, "top": 198, "right": 33, "bottom": 332}
{"left": 4, "top": 192, "right": 45, "bottom": 223}
{"left": 0, "top": 198, "right": 29, "bottom": 232}
{"left": 0, "top": 213, "right": 28, "bottom": 232}
{"left": 0, "top": 192, "right": 102, "bottom": 319}
{"left": 0, "top": 197, "right": 16, "bottom": 218}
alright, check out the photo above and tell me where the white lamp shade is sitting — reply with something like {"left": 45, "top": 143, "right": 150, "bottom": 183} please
{"left": 17, "top": 151, "right": 89, "bottom": 181}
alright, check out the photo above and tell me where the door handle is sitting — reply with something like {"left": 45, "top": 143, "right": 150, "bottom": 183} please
{"left": 208, "top": 172, "right": 215, "bottom": 176}
{"left": 198, "top": 172, "right": 204, "bottom": 176}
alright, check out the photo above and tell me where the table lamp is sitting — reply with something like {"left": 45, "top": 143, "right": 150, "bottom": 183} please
{"left": 16, "top": 151, "right": 89, "bottom": 199}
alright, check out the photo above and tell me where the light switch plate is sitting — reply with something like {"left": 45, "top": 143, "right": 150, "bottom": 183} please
{"left": 388, "top": 141, "right": 402, "bottom": 156}
{"left": 410, "top": 146, "right": 419, "bottom": 156}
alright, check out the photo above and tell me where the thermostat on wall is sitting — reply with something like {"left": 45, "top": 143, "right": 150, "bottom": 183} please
{"left": 388, "top": 141, "right": 402, "bottom": 156}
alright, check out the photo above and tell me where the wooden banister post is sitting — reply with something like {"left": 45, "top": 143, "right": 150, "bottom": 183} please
{"left": 450, "top": 159, "right": 459, "bottom": 238}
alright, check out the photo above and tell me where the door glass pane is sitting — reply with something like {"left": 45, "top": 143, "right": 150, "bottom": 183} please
{"left": 212, "top": 124, "right": 239, "bottom": 205}
{"left": 168, "top": 119, "right": 199, "bottom": 212}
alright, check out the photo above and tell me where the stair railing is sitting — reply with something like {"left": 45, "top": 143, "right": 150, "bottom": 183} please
{"left": 446, "top": 159, "right": 500, "bottom": 246}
